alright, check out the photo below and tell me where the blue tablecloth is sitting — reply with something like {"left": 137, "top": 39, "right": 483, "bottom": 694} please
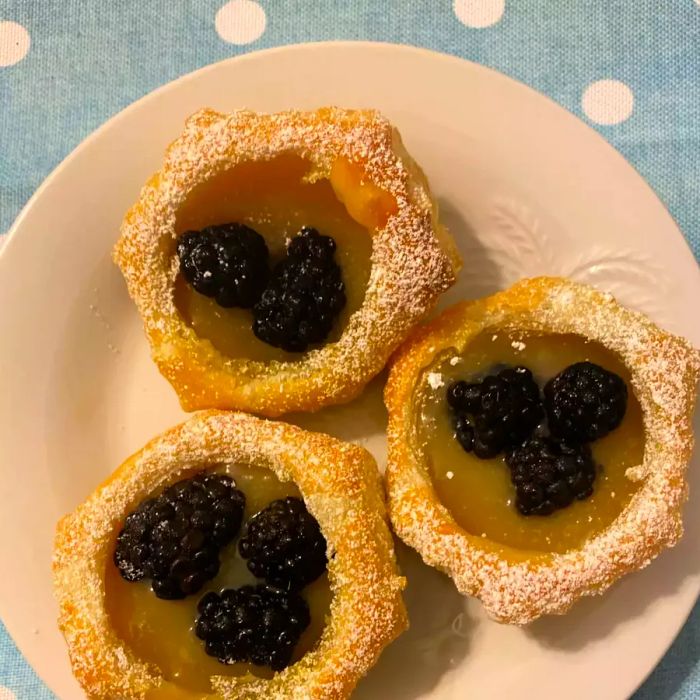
{"left": 1, "top": 1, "right": 698, "bottom": 698}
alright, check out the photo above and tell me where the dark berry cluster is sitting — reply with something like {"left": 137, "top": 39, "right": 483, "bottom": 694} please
{"left": 177, "top": 224, "right": 346, "bottom": 352}
{"left": 446, "top": 360, "right": 628, "bottom": 517}
{"left": 113, "top": 474, "right": 329, "bottom": 669}
{"left": 506, "top": 438, "right": 596, "bottom": 516}
{"left": 447, "top": 367, "right": 543, "bottom": 459}
{"left": 113, "top": 473, "right": 245, "bottom": 599}
{"left": 544, "top": 361, "right": 628, "bottom": 443}
{"left": 195, "top": 584, "right": 310, "bottom": 670}
{"left": 196, "top": 497, "right": 325, "bottom": 670}
{"left": 177, "top": 223, "right": 269, "bottom": 308}
{"left": 252, "top": 227, "right": 346, "bottom": 352}
{"left": 239, "top": 497, "right": 328, "bottom": 591}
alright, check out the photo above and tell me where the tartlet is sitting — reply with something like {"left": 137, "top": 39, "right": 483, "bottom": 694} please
{"left": 385, "top": 276, "right": 700, "bottom": 624}
{"left": 114, "top": 107, "right": 460, "bottom": 416}
{"left": 53, "top": 411, "right": 407, "bottom": 699}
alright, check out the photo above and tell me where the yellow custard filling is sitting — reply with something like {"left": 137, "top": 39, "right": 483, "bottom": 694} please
{"left": 173, "top": 154, "right": 374, "bottom": 362}
{"left": 417, "top": 331, "right": 644, "bottom": 554}
{"left": 105, "top": 465, "right": 332, "bottom": 693}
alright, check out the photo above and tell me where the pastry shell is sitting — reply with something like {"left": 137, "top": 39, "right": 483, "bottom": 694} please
{"left": 53, "top": 411, "right": 407, "bottom": 699}
{"left": 114, "top": 107, "right": 460, "bottom": 416}
{"left": 384, "top": 276, "right": 700, "bottom": 624}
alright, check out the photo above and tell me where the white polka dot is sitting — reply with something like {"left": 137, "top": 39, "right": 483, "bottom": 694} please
{"left": 0, "top": 687, "right": 17, "bottom": 700}
{"left": 453, "top": 0, "right": 505, "bottom": 28}
{"left": 0, "top": 21, "right": 30, "bottom": 67}
{"left": 581, "top": 80, "right": 635, "bottom": 125}
{"left": 215, "top": 0, "right": 266, "bottom": 45}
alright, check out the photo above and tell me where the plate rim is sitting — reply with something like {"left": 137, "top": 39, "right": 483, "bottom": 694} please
{"left": 0, "top": 40, "right": 697, "bottom": 700}
{"left": 3, "top": 40, "right": 699, "bottom": 267}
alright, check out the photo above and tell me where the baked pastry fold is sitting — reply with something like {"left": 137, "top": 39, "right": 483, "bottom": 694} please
{"left": 114, "top": 107, "right": 460, "bottom": 416}
{"left": 385, "top": 277, "right": 700, "bottom": 624}
{"left": 54, "top": 411, "right": 407, "bottom": 699}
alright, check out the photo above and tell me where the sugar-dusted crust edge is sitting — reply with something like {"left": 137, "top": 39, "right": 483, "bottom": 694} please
{"left": 53, "top": 411, "right": 408, "bottom": 700}
{"left": 385, "top": 276, "right": 700, "bottom": 624}
{"left": 113, "top": 107, "right": 460, "bottom": 417}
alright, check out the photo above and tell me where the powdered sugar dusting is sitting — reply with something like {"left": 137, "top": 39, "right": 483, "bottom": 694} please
{"left": 385, "top": 277, "right": 700, "bottom": 624}
{"left": 113, "top": 108, "right": 460, "bottom": 416}
{"left": 426, "top": 372, "right": 444, "bottom": 390}
{"left": 53, "top": 411, "right": 407, "bottom": 697}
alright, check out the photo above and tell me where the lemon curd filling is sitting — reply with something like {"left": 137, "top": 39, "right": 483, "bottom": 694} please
{"left": 173, "top": 154, "right": 376, "bottom": 362}
{"left": 106, "top": 465, "right": 332, "bottom": 693}
{"left": 417, "top": 331, "right": 644, "bottom": 554}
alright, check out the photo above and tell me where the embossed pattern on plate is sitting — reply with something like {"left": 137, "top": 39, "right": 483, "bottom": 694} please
{"left": 459, "top": 198, "right": 672, "bottom": 321}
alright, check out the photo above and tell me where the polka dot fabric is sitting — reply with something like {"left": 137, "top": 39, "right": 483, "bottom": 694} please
{"left": 215, "top": 0, "right": 267, "bottom": 45}
{"left": 0, "top": 1, "right": 698, "bottom": 698}
{"left": 582, "top": 79, "right": 635, "bottom": 125}
{"left": 0, "top": 21, "right": 30, "bottom": 67}
{"left": 1, "top": 1, "right": 699, "bottom": 260}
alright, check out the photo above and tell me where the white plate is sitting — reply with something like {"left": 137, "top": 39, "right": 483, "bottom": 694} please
{"left": 0, "top": 42, "right": 698, "bottom": 700}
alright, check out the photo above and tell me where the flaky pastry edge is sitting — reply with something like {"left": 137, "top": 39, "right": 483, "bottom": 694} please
{"left": 53, "top": 411, "right": 407, "bottom": 699}
{"left": 114, "top": 107, "right": 460, "bottom": 416}
{"left": 385, "top": 277, "right": 700, "bottom": 624}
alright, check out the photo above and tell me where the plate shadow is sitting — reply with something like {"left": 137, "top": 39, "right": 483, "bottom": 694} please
{"left": 355, "top": 544, "right": 472, "bottom": 700}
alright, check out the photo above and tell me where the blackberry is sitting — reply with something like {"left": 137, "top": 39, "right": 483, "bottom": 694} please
{"left": 506, "top": 437, "right": 597, "bottom": 516}
{"left": 252, "top": 227, "right": 346, "bottom": 352}
{"left": 544, "top": 361, "right": 627, "bottom": 443}
{"left": 454, "top": 415, "right": 475, "bottom": 452}
{"left": 177, "top": 223, "right": 269, "bottom": 308}
{"left": 447, "top": 367, "right": 544, "bottom": 459}
{"left": 195, "top": 584, "right": 310, "bottom": 671}
{"left": 239, "top": 497, "right": 327, "bottom": 591}
{"left": 113, "top": 473, "right": 245, "bottom": 599}
{"left": 286, "top": 227, "right": 338, "bottom": 259}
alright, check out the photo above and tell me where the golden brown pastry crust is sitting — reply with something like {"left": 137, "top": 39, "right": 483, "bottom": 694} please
{"left": 385, "top": 276, "right": 700, "bottom": 624}
{"left": 53, "top": 411, "right": 407, "bottom": 699}
{"left": 114, "top": 107, "right": 460, "bottom": 416}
